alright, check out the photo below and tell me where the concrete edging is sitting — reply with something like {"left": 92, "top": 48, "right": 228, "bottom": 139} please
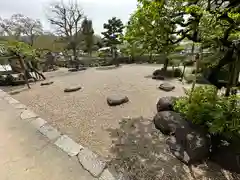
{"left": 0, "top": 89, "right": 122, "bottom": 179}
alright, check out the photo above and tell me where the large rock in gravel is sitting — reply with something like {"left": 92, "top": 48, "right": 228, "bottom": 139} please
{"left": 159, "top": 83, "right": 175, "bottom": 92}
{"left": 166, "top": 126, "right": 210, "bottom": 165}
{"left": 153, "top": 111, "right": 188, "bottom": 135}
{"left": 157, "top": 96, "right": 177, "bottom": 112}
{"left": 153, "top": 69, "right": 162, "bottom": 76}
{"left": 107, "top": 95, "right": 129, "bottom": 106}
{"left": 211, "top": 144, "right": 240, "bottom": 173}
{"left": 152, "top": 75, "right": 165, "bottom": 80}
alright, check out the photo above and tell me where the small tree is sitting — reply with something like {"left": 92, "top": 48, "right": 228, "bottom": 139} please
{"left": 101, "top": 17, "right": 124, "bottom": 65}
{"left": 0, "top": 41, "right": 44, "bottom": 88}
{"left": 48, "top": 0, "right": 84, "bottom": 68}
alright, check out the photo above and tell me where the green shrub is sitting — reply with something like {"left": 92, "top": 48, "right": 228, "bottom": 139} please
{"left": 174, "top": 86, "right": 240, "bottom": 140}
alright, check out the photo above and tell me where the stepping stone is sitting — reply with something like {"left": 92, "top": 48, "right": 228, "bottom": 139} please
{"left": 41, "top": 81, "right": 54, "bottom": 86}
{"left": 64, "top": 86, "right": 82, "bottom": 92}
{"left": 107, "top": 95, "right": 129, "bottom": 106}
{"left": 159, "top": 83, "right": 175, "bottom": 92}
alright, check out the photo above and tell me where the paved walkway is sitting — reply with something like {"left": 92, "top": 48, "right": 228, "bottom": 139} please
{"left": 0, "top": 98, "right": 97, "bottom": 180}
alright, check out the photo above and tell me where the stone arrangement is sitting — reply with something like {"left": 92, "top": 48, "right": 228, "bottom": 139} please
{"left": 153, "top": 96, "right": 240, "bottom": 174}
{"left": 154, "top": 96, "right": 211, "bottom": 165}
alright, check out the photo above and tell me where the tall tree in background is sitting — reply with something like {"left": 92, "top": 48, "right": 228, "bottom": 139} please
{"left": 101, "top": 17, "right": 124, "bottom": 65}
{"left": 81, "top": 18, "right": 94, "bottom": 56}
{"left": 48, "top": 0, "right": 84, "bottom": 68}
{"left": 0, "top": 14, "right": 43, "bottom": 45}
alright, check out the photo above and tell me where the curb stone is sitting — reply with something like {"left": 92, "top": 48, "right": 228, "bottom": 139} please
{"left": 99, "top": 169, "right": 116, "bottom": 180}
{"left": 30, "top": 117, "right": 47, "bottom": 129}
{"left": 11, "top": 103, "right": 27, "bottom": 110}
{"left": 78, "top": 148, "right": 106, "bottom": 177}
{"left": 4, "top": 96, "right": 20, "bottom": 104}
{"left": 39, "top": 124, "right": 61, "bottom": 141}
{"left": 54, "top": 135, "right": 83, "bottom": 156}
{"left": 0, "top": 89, "right": 124, "bottom": 179}
{"left": 20, "top": 109, "right": 38, "bottom": 120}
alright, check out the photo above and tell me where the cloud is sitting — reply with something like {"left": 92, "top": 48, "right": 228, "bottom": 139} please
{"left": 0, "top": 0, "right": 137, "bottom": 34}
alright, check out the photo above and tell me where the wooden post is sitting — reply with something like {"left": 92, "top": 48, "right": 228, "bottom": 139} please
{"left": 18, "top": 56, "right": 30, "bottom": 89}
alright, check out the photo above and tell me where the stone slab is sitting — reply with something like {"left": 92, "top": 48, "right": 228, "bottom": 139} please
{"left": 78, "top": 148, "right": 106, "bottom": 177}
{"left": 4, "top": 96, "right": 20, "bottom": 104}
{"left": 99, "top": 169, "right": 116, "bottom": 180}
{"left": 11, "top": 103, "right": 27, "bottom": 110}
{"left": 30, "top": 117, "right": 47, "bottom": 129}
{"left": 20, "top": 109, "right": 38, "bottom": 120}
{"left": 39, "top": 124, "right": 61, "bottom": 141}
{"left": 54, "top": 135, "right": 83, "bottom": 157}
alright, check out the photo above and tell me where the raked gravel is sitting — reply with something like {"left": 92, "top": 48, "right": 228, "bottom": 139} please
{"left": 12, "top": 64, "right": 190, "bottom": 158}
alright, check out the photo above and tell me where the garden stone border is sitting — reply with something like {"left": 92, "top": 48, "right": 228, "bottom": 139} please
{"left": 0, "top": 89, "right": 124, "bottom": 179}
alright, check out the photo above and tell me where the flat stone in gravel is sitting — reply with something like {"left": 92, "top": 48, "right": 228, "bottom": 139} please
{"left": 20, "top": 109, "right": 38, "bottom": 120}
{"left": 99, "top": 169, "right": 116, "bottom": 180}
{"left": 54, "top": 135, "right": 83, "bottom": 156}
{"left": 78, "top": 148, "right": 106, "bottom": 177}
{"left": 30, "top": 117, "right": 47, "bottom": 129}
{"left": 39, "top": 124, "right": 61, "bottom": 140}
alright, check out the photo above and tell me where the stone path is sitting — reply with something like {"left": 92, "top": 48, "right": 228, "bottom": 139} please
{"left": 0, "top": 89, "right": 121, "bottom": 180}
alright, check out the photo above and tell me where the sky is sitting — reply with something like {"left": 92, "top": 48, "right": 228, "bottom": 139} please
{"left": 0, "top": 0, "right": 138, "bottom": 35}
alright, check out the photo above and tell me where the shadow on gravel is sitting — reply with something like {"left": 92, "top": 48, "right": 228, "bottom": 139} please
{"left": 107, "top": 117, "right": 238, "bottom": 180}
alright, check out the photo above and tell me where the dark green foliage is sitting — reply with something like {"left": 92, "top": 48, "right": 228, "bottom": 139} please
{"left": 101, "top": 17, "right": 124, "bottom": 47}
{"left": 174, "top": 86, "right": 240, "bottom": 140}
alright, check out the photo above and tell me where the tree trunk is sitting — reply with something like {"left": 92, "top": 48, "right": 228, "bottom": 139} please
{"left": 72, "top": 46, "right": 79, "bottom": 69}
{"left": 18, "top": 56, "right": 30, "bottom": 89}
{"left": 225, "top": 63, "right": 234, "bottom": 96}
{"left": 189, "top": 44, "right": 197, "bottom": 103}
{"left": 181, "top": 65, "right": 186, "bottom": 81}
{"left": 191, "top": 42, "right": 195, "bottom": 61}
{"left": 163, "top": 57, "right": 169, "bottom": 72}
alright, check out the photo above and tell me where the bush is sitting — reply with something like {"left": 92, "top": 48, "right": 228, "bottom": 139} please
{"left": 174, "top": 86, "right": 240, "bottom": 140}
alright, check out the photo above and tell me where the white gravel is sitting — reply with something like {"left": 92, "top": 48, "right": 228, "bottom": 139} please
{"left": 12, "top": 64, "right": 190, "bottom": 157}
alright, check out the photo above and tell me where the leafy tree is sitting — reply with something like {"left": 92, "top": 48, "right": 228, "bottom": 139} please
{"left": 0, "top": 41, "right": 45, "bottom": 88}
{"left": 125, "top": 0, "right": 178, "bottom": 69}
{"left": 127, "top": 0, "right": 240, "bottom": 95}
{"left": 101, "top": 17, "right": 124, "bottom": 64}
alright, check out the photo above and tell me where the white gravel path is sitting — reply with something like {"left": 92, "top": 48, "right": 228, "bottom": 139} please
{"left": 12, "top": 64, "right": 190, "bottom": 157}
